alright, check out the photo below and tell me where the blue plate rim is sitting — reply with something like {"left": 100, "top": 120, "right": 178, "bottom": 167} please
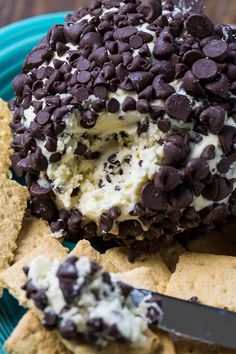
{"left": 0, "top": 12, "right": 69, "bottom": 35}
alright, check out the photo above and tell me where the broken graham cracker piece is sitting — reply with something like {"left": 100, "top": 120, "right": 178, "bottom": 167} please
{"left": 4, "top": 311, "right": 70, "bottom": 354}
{"left": 0, "top": 99, "right": 13, "bottom": 176}
{"left": 0, "top": 174, "right": 29, "bottom": 276}
{"left": 166, "top": 252, "right": 236, "bottom": 311}
{"left": 104, "top": 246, "right": 171, "bottom": 293}
{"left": 70, "top": 240, "right": 106, "bottom": 269}
{"left": 186, "top": 221, "right": 236, "bottom": 257}
{"left": 0, "top": 238, "right": 68, "bottom": 307}
{"left": 14, "top": 216, "right": 61, "bottom": 263}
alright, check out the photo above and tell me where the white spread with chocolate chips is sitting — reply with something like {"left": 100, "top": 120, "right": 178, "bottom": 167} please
{"left": 25, "top": 255, "right": 162, "bottom": 346}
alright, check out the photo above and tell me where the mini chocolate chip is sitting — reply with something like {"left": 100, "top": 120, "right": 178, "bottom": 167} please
{"left": 113, "top": 26, "right": 137, "bottom": 41}
{"left": 152, "top": 74, "right": 175, "bottom": 99}
{"left": 182, "top": 49, "right": 205, "bottom": 69}
{"left": 77, "top": 71, "right": 91, "bottom": 83}
{"left": 163, "top": 134, "right": 190, "bottom": 167}
{"left": 169, "top": 185, "right": 193, "bottom": 209}
{"left": 49, "top": 152, "right": 62, "bottom": 163}
{"left": 57, "top": 257, "right": 78, "bottom": 278}
{"left": 119, "top": 220, "right": 143, "bottom": 240}
{"left": 205, "top": 74, "right": 229, "bottom": 99}
{"left": 141, "top": 182, "right": 167, "bottom": 211}
{"left": 60, "top": 320, "right": 78, "bottom": 340}
{"left": 75, "top": 87, "right": 89, "bottom": 102}
{"left": 201, "top": 144, "right": 216, "bottom": 160}
{"left": 12, "top": 74, "right": 28, "bottom": 96}
{"left": 129, "top": 71, "right": 154, "bottom": 92}
{"left": 186, "top": 14, "right": 213, "bottom": 39}
{"left": 165, "top": 94, "right": 191, "bottom": 121}
{"left": 122, "top": 96, "right": 136, "bottom": 111}
{"left": 130, "top": 34, "right": 143, "bottom": 49}
{"left": 107, "top": 98, "right": 120, "bottom": 113}
{"left": 30, "top": 182, "right": 52, "bottom": 200}
{"left": 186, "top": 158, "right": 210, "bottom": 180}
{"left": 31, "top": 148, "right": 48, "bottom": 171}
{"left": 138, "top": 0, "right": 162, "bottom": 22}
{"left": 218, "top": 158, "right": 230, "bottom": 174}
{"left": 92, "top": 99, "right": 106, "bottom": 112}
{"left": 201, "top": 204, "right": 228, "bottom": 225}
{"left": 100, "top": 213, "right": 113, "bottom": 233}
{"left": 77, "top": 58, "right": 90, "bottom": 71}
{"left": 42, "top": 313, "right": 58, "bottom": 330}
{"left": 45, "top": 137, "right": 57, "bottom": 152}
{"left": 182, "top": 70, "right": 205, "bottom": 97}
{"left": 199, "top": 106, "right": 225, "bottom": 133}
{"left": 75, "top": 143, "right": 87, "bottom": 156}
{"left": 136, "top": 99, "right": 150, "bottom": 113}
{"left": 202, "top": 175, "right": 233, "bottom": 201}
{"left": 219, "top": 125, "right": 236, "bottom": 152}
{"left": 94, "top": 85, "right": 107, "bottom": 100}
{"left": 31, "top": 198, "right": 56, "bottom": 220}
{"left": 154, "top": 32, "right": 175, "bottom": 59}
{"left": 80, "top": 110, "right": 98, "bottom": 129}
{"left": 157, "top": 118, "right": 171, "bottom": 133}
{"left": 192, "top": 59, "right": 218, "bottom": 81}
{"left": 31, "top": 289, "right": 48, "bottom": 310}
{"left": 109, "top": 206, "right": 121, "bottom": 219}
{"left": 36, "top": 111, "right": 50, "bottom": 125}
{"left": 137, "top": 119, "right": 149, "bottom": 135}
{"left": 154, "top": 166, "right": 182, "bottom": 192}
{"left": 67, "top": 212, "right": 83, "bottom": 235}
{"left": 203, "top": 39, "right": 228, "bottom": 61}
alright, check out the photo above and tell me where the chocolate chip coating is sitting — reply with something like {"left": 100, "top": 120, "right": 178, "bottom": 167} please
{"left": 192, "top": 59, "right": 218, "bottom": 81}
{"left": 141, "top": 182, "right": 167, "bottom": 211}
{"left": 9, "top": 0, "right": 236, "bottom": 256}
{"left": 203, "top": 39, "right": 228, "bottom": 61}
{"left": 154, "top": 166, "right": 182, "bottom": 192}
{"left": 186, "top": 14, "right": 213, "bottom": 39}
{"left": 165, "top": 94, "right": 191, "bottom": 121}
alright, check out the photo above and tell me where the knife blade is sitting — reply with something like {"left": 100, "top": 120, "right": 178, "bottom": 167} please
{"left": 131, "top": 289, "right": 236, "bottom": 350}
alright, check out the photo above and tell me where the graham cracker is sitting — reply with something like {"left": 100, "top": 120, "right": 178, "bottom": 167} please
{"left": 0, "top": 174, "right": 28, "bottom": 278}
{"left": 166, "top": 252, "right": 236, "bottom": 311}
{"left": 157, "top": 331, "right": 176, "bottom": 354}
{"left": 70, "top": 240, "right": 106, "bottom": 269}
{"left": 186, "top": 222, "right": 236, "bottom": 257}
{"left": 0, "top": 99, "right": 13, "bottom": 176}
{"left": 4, "top": 311, "right": 70, "bottom": 354}
{"left": 14, "top": 216, "right": 60, "bottom": 263}
{"left": 104, "top": 246, "right": 171, "bottom": 293}
{"left": 0, "top": 238, "right": 68, "bottom": 307}
{"left": 2, "top": 240, "right": 172, "bottom": 354}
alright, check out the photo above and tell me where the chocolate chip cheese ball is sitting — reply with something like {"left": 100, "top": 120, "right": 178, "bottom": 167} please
{"left": 10, "top": 0, "right": 236, "bottom": 256}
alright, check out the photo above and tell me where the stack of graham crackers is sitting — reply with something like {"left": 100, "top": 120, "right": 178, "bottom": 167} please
{"left": 0, "top": 98, "right": 236, "bottom": 354}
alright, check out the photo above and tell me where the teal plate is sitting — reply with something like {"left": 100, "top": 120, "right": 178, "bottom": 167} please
{"left": 0, "top": 12, "right": 70, "bottom": 353}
